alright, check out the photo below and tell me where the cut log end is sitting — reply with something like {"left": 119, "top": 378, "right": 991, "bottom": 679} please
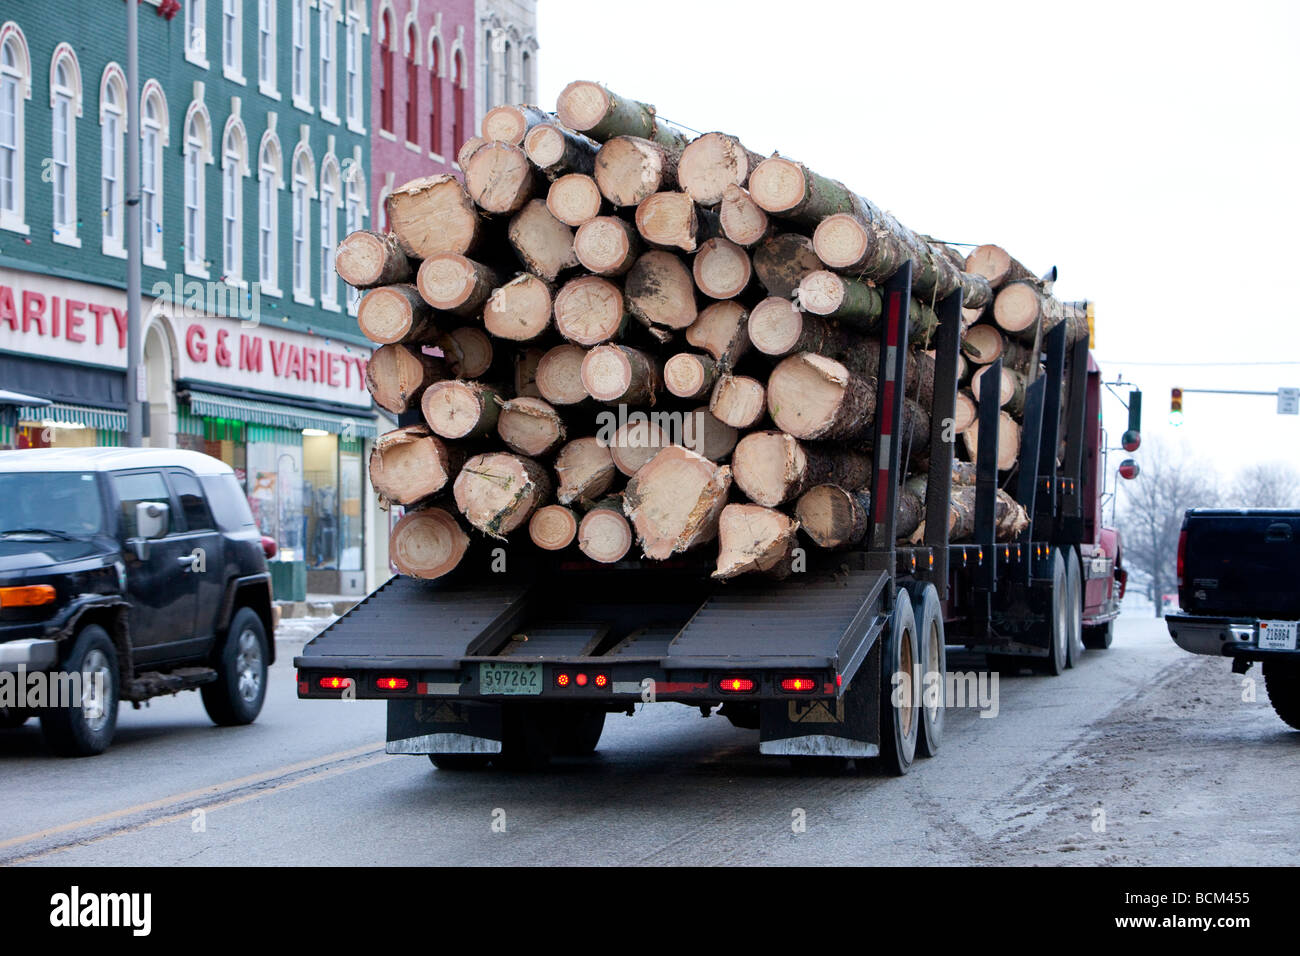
{"left": 529, "top": 504, "right": 578, "bottom": 551}
{"left": 417, "top": 253, "right": 494, "bottom": 312}
{"left": 731, "top": 430, "right": 805, "bottom": 508}
{"left": 574, "top": 216, "right": 639, "bottom": 275}
{"left": 465, "top": 142, "right": 535, "bottom": 214}
{"left": 625, "top": 250, "right": 699, "bottom": 331}
{"left": 577, "top": 507, "right": 633, "bottom": 563}
{"left": 766, "top": 353, "right": 868, "bottom": 441}
{"left": 508, "top": 199, "right": 579, "bottom": 283}
{"left": 484, "top": 274, "right": 553, "bottom": 342}
{"left": 554, "top": 275, "right": 625, "bottom": 346}
{"left": 555, "top": 437, "right": 616, "bottom": 505}
{"left": 685, "top": 300, "right": 750, "bottom": 366}
{"left": 387, "top": 174, "right": 480, "bottom": 259}
{"left": 594, "top": 136, "right": 675, "bottom": 206}
{"left": 369, "top": 426, "right": 460, "bottom": 506}
{"left": 421, "top": 380, "right": 499, "bottom": 440}
{"left": 556, "top": 80, "right": 612, "bottom": 133}
{"left": 992, "top": 281, "right": 1042, "bottom": 334}
{"left": 812, "top": 213, "right": 871, "bottom": 270}
{"left": 712, "top": 504, "right": 800, "bottom": 580}
{"left": 498, "top": 396, "right": 566, "bottom": 458}
{"left": 482, "top": 104, "right": 541, "bottom": 146}
{"left": 794, "top": 484, "right": 862, "bottom": 550}
{"left": 634, "top": 191, "right": 699, "bottom": 252}
{"left": 357, "top": 285, "right": 430, "bottom": 345}
{"left": 335, "top": 230, "right": 412, "bottom": 288}
{"left": 580, "top": 345, "right": 657, "bottom": 404}
{"left": 524, "top": 123, "right": 566, "bottom": 168}
{"left": 439, "top": 326, "right": 494, "bottom": 379}
{"left": 607, "top": 419, "right": 670, "bottom": 478}
{"left": 663, "top": 352, "right": 715, "bottom": 399}
{"left": 389, "top": 508, "right": 470, "bottom": 580}
{"left": 535, "top": 344, "right": 590, "bottom": 405}
{"left": 453, "top": 452, "right": 551, "bottom": 538}
{"left": 718, "top": 184, "right": 770, "bottom": 247}
{"left": 623, "top": 446, "right": 732, "bottom": 560}
{"left": 546, "top": 174, "right": 603, "bottom": 227}
{"left": 692, "top": 237, "right": 751, "bottom": 300}
{"left": 747, "top": 296, "right": 804, "bottom": 356}
{"left": 747, "top": 157, "right": 807, "bottom": 214}
{"left": 796, "top": 270, "right": 847, "bottom": 316}
{"left": 709, "top": 374, "right": 766, "bottom": 429}
{"left": 678, "top": 133, "right": 757, "bottom": 206}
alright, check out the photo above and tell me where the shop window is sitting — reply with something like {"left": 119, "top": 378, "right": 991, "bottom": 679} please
{"left": 339, "top": 439, "right": 363, "bottom": 570}
{"left": 303, "top": 431, "right": 339, "bottom": 569}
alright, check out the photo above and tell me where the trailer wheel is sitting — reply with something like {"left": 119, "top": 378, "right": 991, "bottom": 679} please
{"left": 554, "top": 706, "right": 606, "bottom": 756}
{"left": 1264, "top": 663, "right": 1300, "bottom": 731}
{"left": 428, "top": 754, "right": 493, "bottom": 771}
{"left": 1065, "top": 548, "right": 1084, "bottom": 668}
{"left": 1038, "top": 549, "right": 1069, "bottom": 677}
{"left": 912, "top": 584, "right": 946, "bottom": 758}
{"left": 1082, "top": 620, "right": 1114, "bottom": 649}
{"left": 879, "top": 593, "right": 920, "bottom": 775}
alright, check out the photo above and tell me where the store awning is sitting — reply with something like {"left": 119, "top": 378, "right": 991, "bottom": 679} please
{"left": 17, "top": 402, "right": 127, "bottom": 431}
{"left": 186, "top": 391, "right": 378, "bottom": 439}
{"left": 0, "top": 389, "right": 51, "bottom": 408}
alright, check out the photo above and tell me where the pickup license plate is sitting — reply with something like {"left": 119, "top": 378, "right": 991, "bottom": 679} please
{"left": 479, "top": 662, "right": 542, "bottom": 695}
{"left": 1259, "top": 621, "right": 1298, "bottom": 651}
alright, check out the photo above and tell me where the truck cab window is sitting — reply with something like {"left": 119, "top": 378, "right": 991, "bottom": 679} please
{"left": 112, "top": 472, "right": 172, "bottom": 537}
{"left": 169, "top": 471, "right": 215, "bottom": 531}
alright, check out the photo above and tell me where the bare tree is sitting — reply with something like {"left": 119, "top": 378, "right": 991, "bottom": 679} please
{"left": 1229, "top": 461, "right": 1299, "bottom": 508}
{"left": 1117, "top": 438, "right": 1221, "bottom": 617}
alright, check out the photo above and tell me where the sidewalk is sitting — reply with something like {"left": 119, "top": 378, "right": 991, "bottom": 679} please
{"left": 272, "top": 593, "right": 362, "bottom": 644}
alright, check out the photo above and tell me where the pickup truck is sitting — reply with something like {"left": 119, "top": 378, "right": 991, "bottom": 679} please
{"left": 1166, "top": 509, "right": 1300, "bottom": 729}
{"left": 0, "top": 448, "right": 276, "bottom": 755}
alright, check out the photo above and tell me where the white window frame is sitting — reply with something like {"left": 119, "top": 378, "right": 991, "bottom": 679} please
{"left": 99, "top": 64, "right": 126, "bottom": 257}
{"left": 291, "top": 145, "right": 315, "bottom": 305}
{"left": 319, "top": 0, "right": 339, "bottom": 123}
{"left": 49, "top": 46, "right": 82, "bottom": 247}
{"left": 183, "top": 103, "right": 212, "bottom": 278}
{"left": 291, "top": 0, "right": 312, "bottom": 114}
{"left": 258, "top": 0, "right": 278, "bottom": 98}
{"left": 140, "top": 83, "right": 168, "bottom": 269}
{"left": 257, "top": 132, "right": 283, "bottom": 297}
{"left": 319, "top": 156, "right": 341, "bottom": 310}
{"left": 344, "top": 0, "right": 364, "bottom": 134}
{"left": 185, "top": 0, "right": 210, "bottom": 69}
{"left": 221, "top": 118, "right": 249, "bottom": 286}
{"left": 344, "top": 162, "right": 365, "bottom": 315}
{"left": 0, "top": 22, "right": 31, "bottom": 235}
{"left": 222, "top": 0, "right": 245, "bottom": 85}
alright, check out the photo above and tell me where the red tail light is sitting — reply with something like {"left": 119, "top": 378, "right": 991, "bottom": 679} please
{"left": 261, "top": 536, "right": 278, "bottom": 559}
{"left": 575, "top": 672, "right": 589, "bottom": 686}
{"left": 555, "top": 673, "right": 570, "bottom": 687}
{"left": 376, "top": 677, "right": 409, "bottom": 691}
{"left": 319, "top": 676, "right": 352, "bottom": 690}
{"left": 719, "top": 677, "right": 755, "bottom": 693}
{"left": 1176, "top": 529, "right": 1187, "bottom": 588}
{"left": 781, "top": 677, "right": 816, "bottom": 693}
{"left": 594, "top": 673, "right": 608, "bottom": 688}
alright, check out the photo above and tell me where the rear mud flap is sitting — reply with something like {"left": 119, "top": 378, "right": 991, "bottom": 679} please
{"left": 386, "top": 699, "right": 503, "bottom": 755}
{"left": 758, "top": 641, "right": 880, "bottom": 757}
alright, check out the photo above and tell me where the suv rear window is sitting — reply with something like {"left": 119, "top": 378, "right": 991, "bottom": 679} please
{"left": 169, "top": 471, "right": 215, "bottom": 531}
{"left": 200, "top": 474, "right": 257, "bottom": 533}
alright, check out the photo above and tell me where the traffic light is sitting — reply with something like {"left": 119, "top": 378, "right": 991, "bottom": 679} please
{"left": 1170, "top": 388, "right": 1183, "bottom": 426}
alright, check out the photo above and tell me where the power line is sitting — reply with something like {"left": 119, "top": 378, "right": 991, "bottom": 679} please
{"left": 1097, "top": 359, "right": 1300, "bottom": 367}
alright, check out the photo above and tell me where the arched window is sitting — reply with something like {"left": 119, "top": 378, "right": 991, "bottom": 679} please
{"left": 50, "top": 46, "right": 82, "bottom": 244}
{"left": 320, "top": 157, "right": 341, "bottom": 308}
{"left": 344, "top": 165, "right": 365, "bottom": 314}
{"left": 183, "top": 104, "right": 212, "bottom": 275}
{"left": 99, "top": 64, "right": 126, "bottom": 254}
{"left": 291, "top": 146, "right": 314, "bottom": 300}
{"left": 291, "top": 0, "right": 310, "bottom": 108}
{"left": 0, "top": 22, "right": 30, "bottom": 232}
{"left": 258, "top": 133, "right": 282, "bottom": 292}
{"left": 140, "top": 83, "right": 167, "bottom": 266}
{"left": 379, "top": 10, "right": 394, "bottom": 132}
{"left": 405, "top": 23, "right": 418, "bottom": 143}
{"left": 452, "top": 50, "right": 465, "bottom": 162}
{"left": 320, "top": 0, "right": 337, "bottom": 118}
{"left": 222, "top": 119, "right": 248, "bottom": 283}
{"left": 429, "top": 38, "right": 441, "bottom": 155}
{"left": 345, "top": 0, "right": 363, "bottom": 129}
{"left": 258, "top": 0, "right": 277, "bottom": 94}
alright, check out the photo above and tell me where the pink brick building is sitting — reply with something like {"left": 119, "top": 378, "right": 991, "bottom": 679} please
{"left": 371, "top": 0, "right": 475, "bottom": 231}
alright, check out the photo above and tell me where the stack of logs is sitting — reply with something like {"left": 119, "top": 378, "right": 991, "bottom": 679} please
{"left": 340, "top": 81, "right": 1087, "bottom": 582}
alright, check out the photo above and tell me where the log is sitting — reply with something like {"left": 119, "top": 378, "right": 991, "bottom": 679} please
{"left": 766, "top": 353, "right": 874, "bottom": 441}
{"left": 962, "top": 322, "right": 1031, "bottom": 366}
{"left": 625, "top": 250, "right": 699, "bottom": 332}
{"left": 995, "top": 489, "right": 1031, "bottom": 540}
{"left": 535, "top": 343, "right": 590, "bottom": 405}
{"left": 633, "top": 191, "right": 719, "bottom": 253}
{"left": 663, "top": 352, "right": 717, "bottom": 400}
{"left": 482, "top": 104, "right": 551, "bottom": 146}
{"left": 368, "top": 425, "right": 464, "bottom": 507}
{"left": 684, "top": 406, "right": 739, "bottom": 462}
{"left": 709, "top": 374, "right": 766, "bottom": 429}
{"left": 553, "top": 275, "right": 627, "bottom": 345}
{"left": 389, "top": 507, "right": 470, "bottom": 580}
{"left": 964, "top": 244, "right": 1034, "bottom": 290}
{"left": 421, "top": 380, "right": 502, "bottom": 440}
{"left": 677, "top": 132, "right": 765, "bottom": 206}
{"left": 523, "top": 122, "right": 599, "bottom": 180}
{"left": 507, "top": 199, "right": 580, "bottom": 282}
{"left": 811, "top": 212, "right": 910, "bottom": 281}
{"left": 365, "top": 344, "right": 445, "bottom": 414}
{"left": 954, "top": 389, "right": 978, "bottom": 434}
{"left": 483, "top": 273, "right": 553, "bottom": 342}
{"left": 593, "top": 135, "right": 679, "bottom": 206}
{"left": 438, "top": 326, "right": 494, "bottom": 378}
{"left": 907, "top": 348, "right": 936, "bottom": 409}
{"left": 554, "top": 437, "right": 616, "bottom": 505}
{"left": 685, "top": 300, "right": 749, "bottom": 368}
{"left": 795, "top": 270, "right": 882, "bottom": 330}
{"left": 970, "top": 364, "right": 1027, "bottom": 417}
{"left": 556, "top": 81, "right": 690, "bottom": 150}
{"left": 386, "top": 174, "right": 482, "bottom": 258}
{"left": 622, "top": 446, "right": 732, "bottom": 560}
{"left": 960, "top": 410, "right": 1021, "bottom": 471}
{"left": 497, "top": 396, "right": 566, "bottom": 457}
{"left": 515, "top": 346, "right": 545, "bottom": 399}
{"left": 692, "top": 237, "right": 752, "bottom": 300}
{"left": 465, "top": 142, "right": 538, "bottom": 215}
{"left": 453, "top": 452, "right": 552, "bottom": 538}
{"left": 718, "top": 185, "right": 772, "bottom": 248}
{"left": 574, "top": 215, "right": 641, "bottom": 276}
{"left": 581, "top": 344, "right": 660, "bottom": 405}
{"left": 335, "top": 230, "right": 415, "bottom": 288}
{"left": 577, "top": 497, "right": 634, "bottom": 563}
{"left": 712, "top": 504, "right": 800, "bottom": 580}
{"left": 731, "top": 430, "right": 872, "bottom": 508}
{"left": 416, "top": 253, "right": 501, "bottom": 315}
{"left": 457, "top": 136, "right": 487, "bottom": 169}
{"left": 546, "top": 173, "right": 604, "bottom": 227}
{"left": 750, "top": 297, "right": 846, "bottom": 358}
{"left": 749, "top": 156, "right": 856, "bottom": 225}
{"left": 606, "top": 417, "right": 670, "bottom": 477}
{"left": 993, "top": 279, "right": 1086, "bottom": 344}
{"left": 794, "top": 484, "right": 924, "bottom": 549}
{"left": 752, "top": 233, "right": 824, "bottom": 298}
{"left": 528, "top": 503, "right": 578, "bottom": 551}
{"left": 357, "top": 284, "right": 439, "bottom": 345}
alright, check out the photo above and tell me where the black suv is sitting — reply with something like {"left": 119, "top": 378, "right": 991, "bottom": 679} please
{"left": 0, "top": 448, "right": 275, "bottom": 755}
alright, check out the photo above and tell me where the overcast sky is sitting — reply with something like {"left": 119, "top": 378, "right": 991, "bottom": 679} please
{"left": 536, "top": 0, "right": 1300, "bottom": 504}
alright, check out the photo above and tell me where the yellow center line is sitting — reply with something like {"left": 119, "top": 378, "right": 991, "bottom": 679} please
{"left": 0, "top": 742, "right": 384, "bottom": 853}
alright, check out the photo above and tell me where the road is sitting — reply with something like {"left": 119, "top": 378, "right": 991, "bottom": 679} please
{"left": 2, "top": 614, "right": 1296, "bottom": 866}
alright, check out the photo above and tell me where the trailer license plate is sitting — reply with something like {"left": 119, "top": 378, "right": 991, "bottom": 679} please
{"left": 1259, "top": 621, "right": 1298, "bottom": 651}
{"left": 479, "top": 662, "right": 542, "bottom": 695}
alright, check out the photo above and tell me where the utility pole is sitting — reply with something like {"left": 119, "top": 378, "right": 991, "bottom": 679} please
{"left": 125, "top": 0, "right": 144, "bottom": 446}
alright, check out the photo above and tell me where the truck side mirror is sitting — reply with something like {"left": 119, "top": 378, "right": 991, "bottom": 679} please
{"left": 131, "top": 501, "right": 170, "bottom": 559}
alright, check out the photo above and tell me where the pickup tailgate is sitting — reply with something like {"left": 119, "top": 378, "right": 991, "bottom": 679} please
{"left": 1181, "top": 509, "right": 1300, "bottom": 618}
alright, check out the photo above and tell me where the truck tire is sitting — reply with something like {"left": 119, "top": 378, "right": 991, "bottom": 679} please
{"left": 1065, "top": 547, "right": 1084, "bottom": 668}
{"left": 40, "top": 625, "right": 120, "bottom": 757}
{"left": 879, "top": 593, "right": 920, "bottom": 775}
{"left": 1038, "top": 549, "right": 1069, "bottom": 676}
{"left": 554, "top": 706, "right": 606, "bottom": 756}
{"left": 912, "top": 583, "right": 945, "bottom": 758}
{"left": 202, "top": 607, "right": 269, "bottom": 727}
{"left": 0, "top": 707, "right": 31, "bottom": 729}
{"left": 1082, "top": 620, "right": 1114, "bottom": 649}
{"left": 429, "top": 754, "right": 493, "bottom": 771}
{"left": 1264, "top": 663, "right": 1300, "bottom": 731}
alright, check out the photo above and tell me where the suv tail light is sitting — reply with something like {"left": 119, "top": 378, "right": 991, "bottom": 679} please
{"left": 261, "top": 536, "right": 278, "bottom": 559}
{"left": 1176, "top": 529, "right": 1187, "bottom": 588}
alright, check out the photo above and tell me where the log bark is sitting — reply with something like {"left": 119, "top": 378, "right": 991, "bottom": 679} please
{"left": 523, "top": 122, "right": 599, "bottom": 180}
{"left": 554, "top": 437, "right": 617, "bottom": 505}
{"left": 357, "top": 284, "right": 439, "bottom": 345}
{"left": 712, "top": 504, "right": 801, "bottom": 580}
{"left": 692, "top": 237, "right": 752, "bottom": 300}
{"left": 732, "top": 430, "right": 872, "bottom": 508}
{"left": 389, "top": 507, "right": 470, "bottom": 580}
{"left": 960, "top": 410, "right": 1022, "bottom": 471}
{"left": 483, "top": 273, "right": 553, "bottom": 342}
{"left": 528, "top": 504, "right": 578, "bottom": 551}
{"left": 962, "top": 322, "right": 1033, "bottom": 368}
{"left": 747, "top": 296, "right": 855, "bottom": 360}
{"left": 438, "top": 326, "right": 494, "bottom": 379}
{"left": 365, "top": 344, "right": 445, "bottom": 414}
{"left": 497, "top": 396, "right": 566, "bottom": 457}
{"left": 535, "top": 343, "right": 590, "bottom": 406}
{"left": 577, "top": 497, "right": 634, "bottom": 563}
{"left": 766, "top": 353, "right": 874, "bottom": 441}
{"left": 553, "top": 275, "right": 627, "bottom": 345}
{"left": 624, "top": 250, "right": 699, "bottom": 332}
{"left": 465, "top": 142, "right": 538, "bottom": 215}
{"left": 594, "top": 135, "right": 680, "bottom": 206}
{"left": 507, "top": 199, "right": 580, "bottom": 282}
{"left": 605, "top": 417, "right": 671, "bottom": 477}
{"left": 453, "top": 452, "right": 552, "bottom": 538}
{"left": 387, "top": 174, "right": 482, "bottom": 258}
{"left": 810, "top": 212, "right": 910, "bottom": 281}
{"left": 556, "top": 81, "right": 691, "bottom": 150}
{"left": 574, "top": 215, "right": 641, "bottom": 276}
{"left": 633, "top": 191, "right": 720, "bottom": 253}
{"left": 335, "top": 230, "right": 415, "bottom": 288}
{"left": 752, "top": 233, "right": 824, "bottom": 298}
{"left": 677, "top": 132, "right": 765, "bottom": 206}
{"left": 685, "top": 300, "right": 749, "bottom": 368}
{"left": 368, "top": 425, "right": 464, "bottom": 507}
{"left": 964, "top": 244, "right": 1035, "bottom": 289}
{"left": 908, "top": 348, "right": 936, "bottom": 409}
{"left": 546, "top": 173, "right": 604, "bottom": 227}
{"left": 457, "top": 137, "right": 487, "bottom": 170}
{"left": 622, "top": 446, "right": 732, "bottom": 560}
{"left": 416, "top": 253, "right": 501, "bottom": 315}
{"left": 482, "top": 104, "right": 551, "bottom": 146}
{"left": 709, "top": 374, "right": 766, "bottom": 429}
{"left": 718, "top": 184, "right": 772, "bottom": 248}
{"left": 421, "top": 380, "right": 502, "bottom": 440}
{"left": 581, "top": 344, "right": 660, "bottom": 405}
{"left": 993, "top": 279, "right": 1087, "bottom": 344}
{"left": 794, "top": 484, "right": 924, "bottom": 549}
{"left": 795, "top": 270, "right": 883, "bottom": 330}
{"left": 663, "top": 352, "right": 717, "bottom": 400}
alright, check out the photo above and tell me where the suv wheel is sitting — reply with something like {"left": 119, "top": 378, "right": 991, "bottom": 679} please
{"left": 40, "top": 625, "right": 120, "bottom": 757}
{"left": 202, "top": 607, "right": 269, "bottom": 727}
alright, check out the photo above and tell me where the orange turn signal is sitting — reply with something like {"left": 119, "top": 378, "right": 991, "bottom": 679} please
{"left": 0, "top": 585, "right": 56, "bottom": 608}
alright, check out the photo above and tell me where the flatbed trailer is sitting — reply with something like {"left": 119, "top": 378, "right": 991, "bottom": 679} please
{"left": 297, "top": 263, "right": 1125, "bottom": 774}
